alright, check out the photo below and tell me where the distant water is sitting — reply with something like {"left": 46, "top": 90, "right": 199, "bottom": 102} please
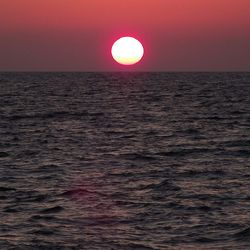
{"left": 0, "top": 72, "right": 250, "bottom": 250}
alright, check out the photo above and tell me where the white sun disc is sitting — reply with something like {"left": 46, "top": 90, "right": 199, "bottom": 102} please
{"left": 111, "top": 37, "right": 144, "bottom": 65}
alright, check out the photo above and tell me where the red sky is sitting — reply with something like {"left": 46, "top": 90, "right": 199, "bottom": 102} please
{"left": 0, "top": 0, "right": 250, "bottom": 71}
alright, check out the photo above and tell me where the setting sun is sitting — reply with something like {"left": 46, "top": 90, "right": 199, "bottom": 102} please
{"left": 111, "top": 37, "right": 144, "bottom": 65}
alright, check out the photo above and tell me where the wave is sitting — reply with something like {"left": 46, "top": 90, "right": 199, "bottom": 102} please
{"left": 234, "top": 228, "right": 250, "bottom": 241}
{"left": 40, "top": 206, "right": 64, "bottom": 214}
{"left": 121, "top": 153, "right": 157, "bottom": 161}
{"left": 1, "top": 110, "right": 105, "bottom": 121}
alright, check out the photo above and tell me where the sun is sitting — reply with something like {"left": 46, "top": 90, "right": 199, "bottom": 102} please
{"left": 111, "top": 37, "right": 144, "bottom": 65}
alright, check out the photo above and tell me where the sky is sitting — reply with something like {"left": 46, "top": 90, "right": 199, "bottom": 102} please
{"left": 0, "top": 0, "right": 250, "bottom": 71}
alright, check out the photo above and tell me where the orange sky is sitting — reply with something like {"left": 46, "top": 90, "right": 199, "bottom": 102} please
{"left": 0, "top": 0, "right": 250, "bottom": 71}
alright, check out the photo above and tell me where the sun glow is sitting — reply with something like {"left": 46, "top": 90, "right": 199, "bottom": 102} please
{"left": 111, "top": 37, "right": 144, "bottom": 65}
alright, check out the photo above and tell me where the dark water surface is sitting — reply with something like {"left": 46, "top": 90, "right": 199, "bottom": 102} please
{"left": 0, "top": 72, "right": 250, "bottom": 249}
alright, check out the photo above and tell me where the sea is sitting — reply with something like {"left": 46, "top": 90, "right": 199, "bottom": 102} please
{"left": 0, "top": 72, "right": 250, "bottom": 250}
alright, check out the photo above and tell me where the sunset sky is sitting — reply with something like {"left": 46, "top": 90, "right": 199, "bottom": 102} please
{"left": 0, "top": 0, "right": 250, "bottom": 71}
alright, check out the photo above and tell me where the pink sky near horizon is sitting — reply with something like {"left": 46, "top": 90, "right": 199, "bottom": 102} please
{"left": 0, "top": 0, "right": 250, "bottom": 71}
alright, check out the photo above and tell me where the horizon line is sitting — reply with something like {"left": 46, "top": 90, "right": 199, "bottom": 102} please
{"left": 0, "top": 70, "right": 250, "bottom": 73}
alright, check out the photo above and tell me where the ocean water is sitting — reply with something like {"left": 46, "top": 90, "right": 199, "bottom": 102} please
{"left": 0, "top": 72, "right": 250, "bottom": 250}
